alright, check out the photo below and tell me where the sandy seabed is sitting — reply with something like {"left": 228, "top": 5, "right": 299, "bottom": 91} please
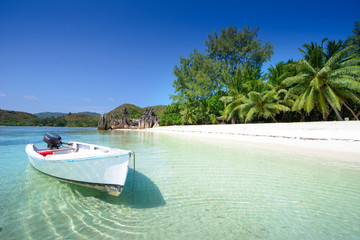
{"left": 143, "top": 121, "right": 360, "bottom": 161}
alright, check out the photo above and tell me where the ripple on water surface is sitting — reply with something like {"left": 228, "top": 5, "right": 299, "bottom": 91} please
{"left": 0, "top": 127, "right": 360, "bottom": 239}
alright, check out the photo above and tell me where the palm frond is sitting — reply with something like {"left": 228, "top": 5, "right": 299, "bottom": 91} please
{"left": 339, "top": 58, "right": 360, "bottom": 68}
{"left": 325, "top": 45, "right": 353, "bottom": 68}
{"left": 305, "top": 88, "right": 317, "bottom": 113}
{"left": 316, "top": 66, "right": 331, "bottom": 78}
{"left": 276, "top": 88, "right": 288, "bottom": 95}
{"left": 291, "top": 95, "right": 303, "bottom": 111}
{"left": 298, "top": 48, "right": 307, "bottom": 57}
{"left": 329, "top": 66, "right": 360, "bottom": 78}
{"left": 323, "top": 85, "right": 342, "bottom": 110}
{"left": 245, "top": 106, "right": 259, "bottom": 123}
{"left": 337, "top": 90, "right": 360, "bottom": 104}
{"left": 262, "top": 90, "right": 276, "bottom": 101}
{"left": 224, "top": 102, "right": 237, "bottom": 118}
{"left": 219, "top": 96, "right": 234, "bottom": 103}
{"left": 325, "top": 39, "right": 343, "bottom": 59}
{"left": 280, "top": 98, "right": 295, "bottom": 107}
{"left": 287, "top": 81, "right": 308, "bottom": 95}
{"left": 264, "top": 103, "right": 290, "bottom": 112}
{"left": 238, "top": 103, "right": 254, "bottom": 112}
{"left": 298, "top": 59, "right": 317, "bottom": 75}
{"left": 310, "top": 77, "right": 320, "bottom": 90}
{"left": 298, "top": 88, "right": 312, "bottom": 110}
{"left": 329, "top": 77, "right": 360, "bottom": 93}
{"left": 318, "top": 91, "right": 329, "bottom": 118}
{"left": 247, "top": 91, "right": 262, "bottom": 102}
{"left": 282, "top": 74, "right": 308, "bottom": 87}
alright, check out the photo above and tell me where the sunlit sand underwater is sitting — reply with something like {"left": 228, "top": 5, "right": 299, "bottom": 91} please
{"left": 0, "top": 127, "right": 359, "bottom": 239}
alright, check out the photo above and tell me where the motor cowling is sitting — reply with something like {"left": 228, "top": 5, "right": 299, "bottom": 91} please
{"left": 43, "top": 132, "right": 62, "bottom": 149}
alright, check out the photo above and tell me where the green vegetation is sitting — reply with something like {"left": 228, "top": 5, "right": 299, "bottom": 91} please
{"left": 0, "top": 110, "right": 39, "bottom": 126}
{"left": 161, "top": 23, "right": 360, "bottom": 125}
{"left": 346, "top": 21, "right": 360, "bottom": 56}
{"left": 0, "top": 110, "right": 100, "bottom": 127}
{"left": 1, "top": 104, "right": 166, "bottom": 127}
{"left": 35, "top": 111, "right": 100, "bottom": 118}
{"left": 283, "top": 43, "right": 360, "bottom": 121}
{"left": 152, "top": 105, "right": 167, "bottom": 117}
{"left": 106, "top": 104, "right": 166, "bottom": 119}
{"left": 159, "top": 103, "right": 182, "bottom": 125}
{"left": 4, "top": 22, "right": 360, "bottom": 127}
{"left": 35, "top": 112, "right": 68, "bottom": 118}
{"left": 63, "top": 114, "right": 100, "bottom": 127}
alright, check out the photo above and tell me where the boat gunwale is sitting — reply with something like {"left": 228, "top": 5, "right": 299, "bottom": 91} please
{"left": 27, "top": 151, "right": 131, "bottom": 163}
{"left": 26, "top": 142, "right": 133, "bottom": 163}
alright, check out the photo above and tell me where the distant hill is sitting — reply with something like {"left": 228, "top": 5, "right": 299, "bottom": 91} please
{"left": 0, "top": 109, "right": 39, "bottom": 126}
{"left": 78, "top": 112, "right": 100, "bottom": 116}
{"left": 36, "top": 111, "right": 100, "bottom": 118}
{"left": 63, "top": 113, "right": 100, "bottom": 127}
{"left": 107, "top": 104, "right": 167, "bottom": 119}
{"left": 35, "top": 112, "right": 66, "bottom": 118}
{"left": 0, "top": 104, "right": 166, "bottom": 127}
{"left": 109, "top": 104, "right": 144, "bottom": 119}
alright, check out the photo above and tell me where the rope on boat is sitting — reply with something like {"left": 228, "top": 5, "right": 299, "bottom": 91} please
{"left": 130, "top": 151, "right": 135, "bottom": 192}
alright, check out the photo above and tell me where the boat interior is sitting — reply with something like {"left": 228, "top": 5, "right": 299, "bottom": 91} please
{"left": 33, "top": 142, "right": 109, "bottom": 157}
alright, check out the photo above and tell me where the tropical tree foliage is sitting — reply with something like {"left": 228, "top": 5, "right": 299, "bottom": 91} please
{"left": 240, "top": 90, "right": 290, "bottom": 123}
{"left": 172, "top": 49, "right": 222, "bottom": 103}
{"left": 159, "top": 103, "right": 182, "bottom": 126}
{"left": 283, "top": 41, "right": 360, "bottom": 120}
{"left": 266, "top": 60, "right": 298, "bottom": 87}
{"left": 346, "top": 21, "right": 360, "bottom": 56}
{"left": 220, "top": 67, "right": 269, "bottom": 123}
{"left": 162, "top": 23, "right": 360, "bottom": 126}
{"left": 205, "top": 26, "right": 274, "bottom": 72}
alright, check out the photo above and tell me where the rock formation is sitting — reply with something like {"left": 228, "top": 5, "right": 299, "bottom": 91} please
{"left": 109, "top": 117, "right": 139, "bottom": 129}
{"left": 138, "top": 108, "right": 161, "bottom": 129}
{"left": 97, "top": 107, "right": 160, "bottom": 130}
{"left": 97, "top": 114, "right": 108, "bottom": 130}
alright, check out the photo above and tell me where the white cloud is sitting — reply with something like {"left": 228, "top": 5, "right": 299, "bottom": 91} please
{"left": 81, "top": 97, "right": 91, "bottom": 102}
{"left": 23, "top": 95, "right": 38, "bottom": 100}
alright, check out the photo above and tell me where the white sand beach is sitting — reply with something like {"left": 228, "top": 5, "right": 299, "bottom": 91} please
{"left": 145, "top": 121, "right": 360, "bottom": 159}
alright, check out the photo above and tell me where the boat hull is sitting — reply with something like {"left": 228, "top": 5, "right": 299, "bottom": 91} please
{"left": 26, "top": 143, "right": 131, "bottom": 196}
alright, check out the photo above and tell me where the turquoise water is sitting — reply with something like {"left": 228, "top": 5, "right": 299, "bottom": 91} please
{"left": 0, "top": 127, "right": 360, "bottom": 239}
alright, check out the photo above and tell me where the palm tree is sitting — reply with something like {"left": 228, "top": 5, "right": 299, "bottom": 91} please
{"left": 220, "top": 67, "right": 262, "bottom": 123}
{"left": 239, "top": 90, "right": 290, "bottom": 123}
{"left": 326, "top": 40, "right": 343, "bottom": 59}
{"left": 298, "top": 39, "right": 328, "bottom": 68}
{"left": 266, "top": 60, "right": 299, "bottom": 88}
{"left": 266, "top": 62, "right": 287, "bottom": 87}
{"left": 180, "top": 103, "right": 199, "bottom": 125}
{"left": 283, "top": 42, "right": 360, "bottom": 121}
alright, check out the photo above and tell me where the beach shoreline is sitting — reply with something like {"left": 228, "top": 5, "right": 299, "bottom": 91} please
{"left": 141, "top": 121, "right": 360, "bottom": 160}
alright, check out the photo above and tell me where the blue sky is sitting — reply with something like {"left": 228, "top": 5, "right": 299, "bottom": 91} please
{"left": 0, "top": 0, "right": 359, "bottom": 114}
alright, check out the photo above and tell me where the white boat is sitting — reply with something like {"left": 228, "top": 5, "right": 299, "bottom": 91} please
{"left": 25, "top": 133, "right": 135, "bottom": 196}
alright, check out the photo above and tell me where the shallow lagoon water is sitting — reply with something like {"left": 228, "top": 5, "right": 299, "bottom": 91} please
{"left": 0, "top": 127, "right": 359, "bottom": 239}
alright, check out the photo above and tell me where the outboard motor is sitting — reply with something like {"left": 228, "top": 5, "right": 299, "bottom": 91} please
{"left": 43, "top": 132, "right": 63, "bottom": 149}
